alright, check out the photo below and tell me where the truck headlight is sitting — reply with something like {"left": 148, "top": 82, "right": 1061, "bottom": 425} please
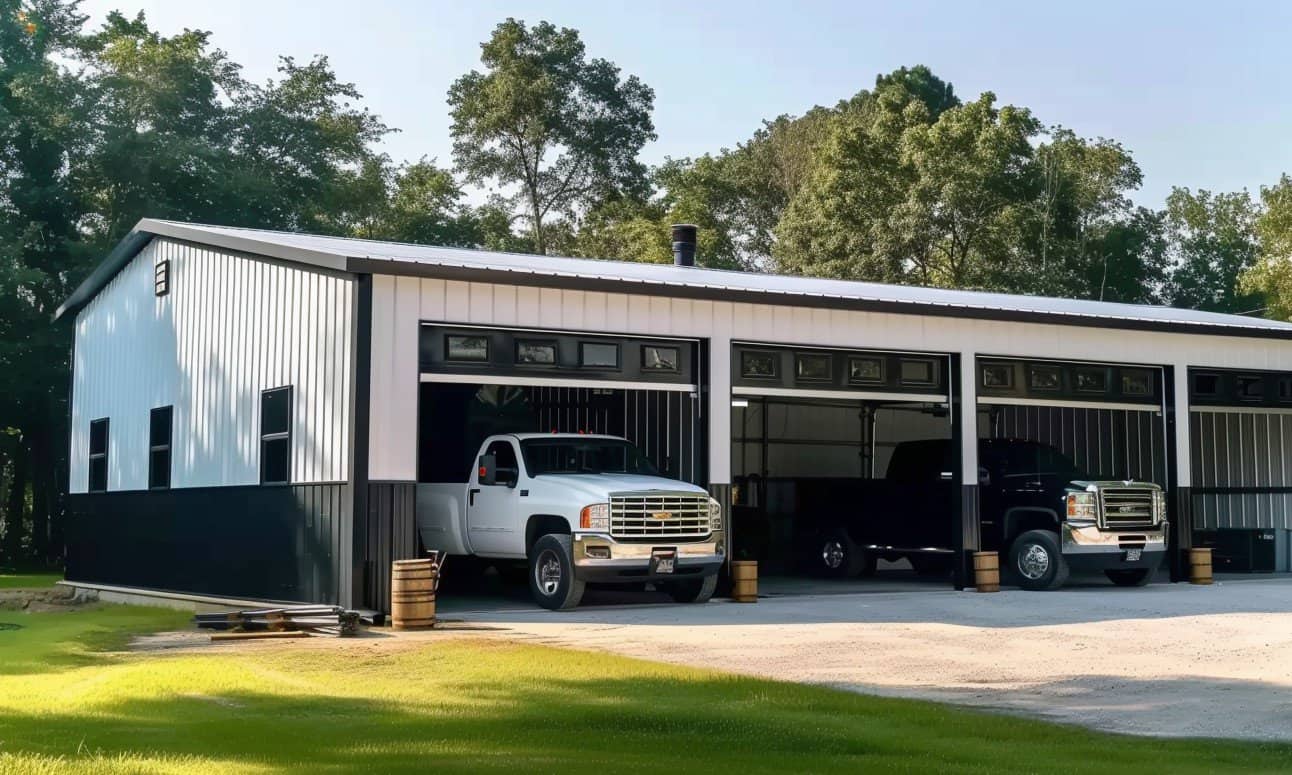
{"left": 579, "top": 503, "right": 609, "bottom": 531}
{"left": 708, "top": 498, "right": 723, "bottom": 531}
{"left": 1152, "top": 490, "right": 1167, "bottom": 523}
{"left": 1066, "top": 491, "right": 1098, "bottom": 525}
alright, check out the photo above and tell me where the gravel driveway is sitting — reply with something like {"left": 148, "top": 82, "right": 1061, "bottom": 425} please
{"left": 457, "top": 577, "right": 1292, "bottom": 741}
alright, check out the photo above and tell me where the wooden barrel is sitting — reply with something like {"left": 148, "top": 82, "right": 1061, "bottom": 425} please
{"left": 1189, "top": 547, "right": 1213, "bottom": 585}
{"left": 730, "top": 560, "right": 758, "bottom": 603}
{"left": 391, "top": 558, "right": 438, "bottom": 629}
{"left": 973, "top": 551, "right": 1000, "bottom": 593}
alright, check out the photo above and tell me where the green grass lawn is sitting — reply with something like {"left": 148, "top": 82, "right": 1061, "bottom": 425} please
{"left": 1, "top": 606, "right": 1290, "bottom": 774}
{"left": 0, "top": 569, "right": 62, "bottom": 589}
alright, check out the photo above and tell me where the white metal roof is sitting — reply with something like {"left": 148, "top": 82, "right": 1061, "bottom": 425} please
{"left": 54, "top": 218, "right": 1292, "bottom": 339}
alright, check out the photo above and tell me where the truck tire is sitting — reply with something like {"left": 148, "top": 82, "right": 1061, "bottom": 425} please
{"left": 1008, "top": 530, "right": 1069, "bottom": 591}
{"left": 819, "top": 531, "right": 873, "bottom": 578}
{"left": 666, "top": 573, "right": 718, "bottom": 604}
{"left": 528, "top": 534, "right": 586, "bottom": 611}
{"left": 1105, "top": 568, "right": 1154, "bottom": 587}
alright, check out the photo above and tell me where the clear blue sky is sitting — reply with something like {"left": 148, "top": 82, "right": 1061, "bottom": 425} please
{"left": 79, "top": 0, "right": 1292, "bottom": 208}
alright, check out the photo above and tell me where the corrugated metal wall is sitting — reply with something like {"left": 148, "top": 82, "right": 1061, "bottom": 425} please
{"left": 984, "top": 405, "right": 1166, "bottom": 483}
{"left": 530, "top": 386, "right": 703, "bottom": 484}
{"left": 1191, "top": 410, "right": 1292, "bottom": 529}
{"left": 70, "top": 238, "right": 354, "bottom": 491}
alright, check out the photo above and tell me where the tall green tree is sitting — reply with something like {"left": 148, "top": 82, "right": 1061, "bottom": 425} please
{"left": 447, "top": 18, "right": 655, "bottom": 255}
{"left": 1239, "top": 175, "right": 1292, "bottom": 319}
{"left": 1164, "top": 187, "right": 1262, "bottom": 313}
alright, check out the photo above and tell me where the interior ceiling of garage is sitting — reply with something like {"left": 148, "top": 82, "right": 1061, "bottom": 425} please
{"left": 57, "top": 219, "right": 1292, "bottom": 339}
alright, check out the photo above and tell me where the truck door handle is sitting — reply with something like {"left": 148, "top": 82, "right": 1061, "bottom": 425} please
{"left": 469, "top": 488, "right": 481, "bottom": 506}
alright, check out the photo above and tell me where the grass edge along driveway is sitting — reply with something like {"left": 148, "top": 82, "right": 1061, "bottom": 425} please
{"left": 0, "top": 604, "right": 1290, "bottom": 774}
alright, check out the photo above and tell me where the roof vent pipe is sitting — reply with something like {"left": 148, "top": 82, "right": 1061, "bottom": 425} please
{"left": 671, "top": 224, "right": 697, "bottom": 267}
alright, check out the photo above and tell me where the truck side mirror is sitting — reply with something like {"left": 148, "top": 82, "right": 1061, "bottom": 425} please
{"left": 478, "top": 454, "right": 497, "bottom": 486}
{"left": 977, "top": 466, "right": 991, "bottom": 487}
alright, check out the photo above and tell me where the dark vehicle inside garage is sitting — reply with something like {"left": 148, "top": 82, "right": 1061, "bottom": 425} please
{"left": 729, "top": 344, "right": 958, "bottom": 585}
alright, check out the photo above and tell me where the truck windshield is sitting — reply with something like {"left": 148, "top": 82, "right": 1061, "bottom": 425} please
{"left": 521, "top": 438, "right": 659, "bottom": 476}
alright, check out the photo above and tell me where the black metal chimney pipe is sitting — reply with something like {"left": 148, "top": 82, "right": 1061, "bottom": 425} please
{"left": 672, "top": 224, "right": 697, "bottom": 267}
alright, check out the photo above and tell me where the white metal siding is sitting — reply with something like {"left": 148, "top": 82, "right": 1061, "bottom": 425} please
{"left": 70, "top": 238, "right": 354, "bottom": 492}
{"left": 368, "top": 277, "right": 1292, "bottom": 485}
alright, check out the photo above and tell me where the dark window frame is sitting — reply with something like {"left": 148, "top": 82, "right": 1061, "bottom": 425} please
{"left": 148, "top": 406, "right": 173, "bottom": 490}
{"left": 514, "top": 339, "right": 558, "bottom": 367}
{"left": 579, "top": 341, "right": 621, "bottom": 369}
{"left": 794, "top": 352, "right": 833, "bottom": 383}
{"left": 1236, "top": 374, "right": 1265, "bottom": 402}
{"left": 88, "top": 418, "right": 109, "bottom": 493}
{"left": 899, "top": 357, "right": 938, "bottom": 388}
{"left": 1074, "top": 367, "right": 1109, "bottom": 394}
{"left": 641, "top": 344, "right": 681, "bottom": 373}
{"left": 980, "top": 362, "right": 1014, "bottom": 390}
{"left": 847, "top": 356, "right": 885, "bottom": 386}
{"left": 740, "top": 350, "right": 779, "bottom": 380}
{"left": 1280, "top": 377, "right": 1292, "bottom": 403}
{"left": 259, "top": 386, "right": 293, "bottom": 486}
{"left": 154, "top": 260, "right": 170, "bottom": 297}
{"left": 444, "top": 334, "right": 490, "bottom": 363}
{"left": 1028, "top": 365, "right": 1063, "bottom": 392}
{"left": 1120, "top": 369, "right": 1154, "bottom": 397}
{"left": 1192, "top": 372, "right": 1221, "bottom": 398}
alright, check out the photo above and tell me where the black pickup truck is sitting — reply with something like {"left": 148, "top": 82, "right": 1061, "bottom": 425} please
{"left": 787, "top": 437, "right": 1169, "bottom": 589}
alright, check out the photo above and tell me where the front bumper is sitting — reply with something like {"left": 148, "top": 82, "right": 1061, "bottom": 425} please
{"left": 572, "top": 531, "right": 725, "bottom": 584}
{"left": 1061, "top": 522, "right": 1168, "bottom": 571}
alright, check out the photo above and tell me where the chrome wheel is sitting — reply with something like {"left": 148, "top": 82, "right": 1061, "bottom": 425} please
{"left": 822, "top": 539, "right": 846, "bottom": 570}
{"left": 536, "top": 550, "right": 563, "bottom": 596}
{"left": 1017, "top": 543, "right": 1051, "bottom": 580}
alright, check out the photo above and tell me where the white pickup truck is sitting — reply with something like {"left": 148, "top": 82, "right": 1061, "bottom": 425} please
{"left": 416, "top": 433, "right": 726, "bottom": 610}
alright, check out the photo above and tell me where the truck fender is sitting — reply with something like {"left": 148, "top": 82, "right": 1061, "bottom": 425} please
{"left": 525, "top": 514, "right": 572, "bottom": 555}
{"left": 1002, "top": 508, "right": 1060, "bottom": 544}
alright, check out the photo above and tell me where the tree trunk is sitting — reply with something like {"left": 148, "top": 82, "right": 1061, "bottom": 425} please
{"left": 3, "top": 439, "right": 28, "bottom": 562}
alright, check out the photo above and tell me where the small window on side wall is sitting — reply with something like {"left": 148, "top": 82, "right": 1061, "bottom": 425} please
{"left": 88, "top": 418, "right": 109, "bottom": 493}
{"left": 445, "top": 334, "right": 489, "bottom": 362}
{"left": 642, "top": 345, "right": 680, "bottom": 372}
{"left": 149, "top": 406, "right": 173, "bottom": 490}
{"left": 580, "top": 342, "right": 619, "bottom": 368}
{"left": 740, "top": 351, "right": 778, "bottom": 379}
{"left": 795, "top": 353, "right": 832, "bottom": 382}
{"left": 260, "top": 387, "right": 292, "bottom": 485}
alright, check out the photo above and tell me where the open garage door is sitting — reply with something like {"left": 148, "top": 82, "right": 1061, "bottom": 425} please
{"left": 1189, "top": 368, "right": 1292, "bottom": 572}
{"left": 974, "top": 358, "right": 1169, "bottom": 563}
{"left": 417, "top": 325, "right": 705, "bottom": 486}
{"left": 729, "top": 343, "right": 957, "bottom": 586}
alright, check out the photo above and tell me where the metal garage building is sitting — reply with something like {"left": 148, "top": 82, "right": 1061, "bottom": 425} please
{"left": 55, "top": 218, "right": 1292, "bottom": 609}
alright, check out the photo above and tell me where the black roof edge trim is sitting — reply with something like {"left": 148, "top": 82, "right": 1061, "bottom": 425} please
{"left": 53, "top": 230, "right": 155, "bottom": 322}
{"left": 345, "top": 257, "right": 1292, "bottom": 342}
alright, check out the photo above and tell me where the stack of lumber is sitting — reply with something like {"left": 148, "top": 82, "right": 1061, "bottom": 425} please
{"left": 194, "top": 606, "right": 363, "bottom": 640}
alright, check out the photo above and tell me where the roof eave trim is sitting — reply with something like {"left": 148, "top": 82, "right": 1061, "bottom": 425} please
{"left": 53, "top": 229, "right": 155, "bottom": 322}
{"left": 345, "top": 256, "right": 1292, "bottom": 342}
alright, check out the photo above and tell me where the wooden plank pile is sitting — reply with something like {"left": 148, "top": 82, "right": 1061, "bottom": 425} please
{"left": 194, "top": 606, "right": 364, "bottom": 641}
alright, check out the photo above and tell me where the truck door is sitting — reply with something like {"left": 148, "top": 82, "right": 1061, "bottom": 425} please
{"left": 468, "top": 439, "right": 522, "bottom": 556}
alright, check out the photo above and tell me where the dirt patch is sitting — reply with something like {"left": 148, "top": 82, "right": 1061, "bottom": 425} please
{"left": 127, "top": 619, "right": 509, "bottom": 655}
{"left": 0, "top": 586, "right": 83, "bottom": 613}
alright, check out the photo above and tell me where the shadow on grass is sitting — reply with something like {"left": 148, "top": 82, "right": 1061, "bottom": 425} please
{"left": 2, "top": 663, "right": 1292, "bottom": 774}
{"left": 0, "top": 605, "right": 190, "bottom": 677}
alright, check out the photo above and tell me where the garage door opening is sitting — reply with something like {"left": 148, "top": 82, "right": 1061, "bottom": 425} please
{"left": 728, "top": 344, "right": 956, "bottom": 590}
{"left": 974, "top": 358, "right": 1168, "bottom": 584}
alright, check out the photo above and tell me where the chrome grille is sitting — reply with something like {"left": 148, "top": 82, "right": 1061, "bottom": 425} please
{"left": 610, "top": 491, "right": 711, "bottom": 539}
{"left": 1100, "top": 487, "right": 1156, "bottom": 529}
